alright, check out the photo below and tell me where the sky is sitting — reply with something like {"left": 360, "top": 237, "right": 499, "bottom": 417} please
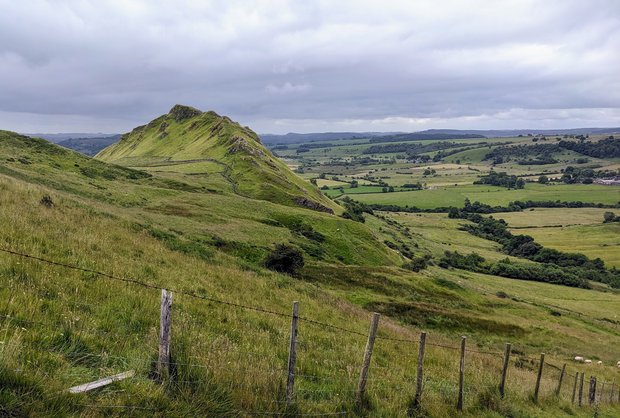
{"left": 0, "top": 0, "right": 619, "bottom": 134}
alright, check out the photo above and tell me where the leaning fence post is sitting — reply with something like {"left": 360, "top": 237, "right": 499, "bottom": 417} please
{"left": 499, "top": 343, "right": 511, "bottom": 398}
{"left": 533, "top": 353, "right": 545, "bottom": 402}
{"left": 589, "top": 376, "right": 596, "bottom": 406}
{"left": 556, "top": 363, "right": 566, "bottom": 396}
{"left": 158, "top": 289, "right": 173, "bottom": 380}
{"left": 578, "top": 372, "right": 584, "bottom": 406}
{"left": 457, "top": 336, "right": 466, "bottom": 411}
{"left": 571, "top": 372, "right": 578, "bottom": 403}
{"left": 412, "top": 331, "right": 427, "bottom": 410}
{"left": 356, "top": 312, "right": 380, "bottom": 406}
{"left": 286, "top": 301, "right": 299, "bottom": 405}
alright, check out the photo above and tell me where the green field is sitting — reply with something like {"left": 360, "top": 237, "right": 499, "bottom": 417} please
{"left": 345, "top": 183, "right": 620, "bottom": 208}
{"left": 516, "top": 223, "right": 620, "bottom": 268}
{"left": 495, "top": 207, "right": 614, "bottom": 227}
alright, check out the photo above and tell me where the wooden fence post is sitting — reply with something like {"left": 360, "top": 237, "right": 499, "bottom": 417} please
{"left": 499, "top": 343, "right": 511, "bottom": 399}
{"left": 588, "top": 376, "right": 596, "bottom": 406}
{"left": 158, "top": 289, "right": 172, "bottom": 380}
{"left": 555, "top": 363, "right": 566, "bottom": 396}
{"left": 600, "top": 381, "right": 605, "bottom": 403}
{"left": 571, "top": 372, "right": 578, "bottom": 403}
{"left": 356, "top": 312, "right": 380, "bottom": 406}
{"left": 533, "top": 353, "right": 545, "bottom": 402}
{"left": 457, "top": 336, "right": 466, "bottom": 411}
{"left": 286, "top": 301, "right": 299, "bottom": 405}
{"left": 412, "top": 331, "right": 427, "bottom": 410}
{"left": 578, "top": 372, "right": 584, "bottom": 406}
{"left": 610, "top": 380, "right": 615, "bottom": 403}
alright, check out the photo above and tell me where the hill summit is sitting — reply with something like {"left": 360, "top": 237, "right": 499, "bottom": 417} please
{"left": 97, "top": 105, "right": 336, "bottom": 212}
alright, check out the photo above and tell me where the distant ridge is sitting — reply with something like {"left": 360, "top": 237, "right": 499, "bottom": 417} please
{"left": 57, "top": 134, "right": 121, "bottom": 156}
{"left": 260, "top": 127, "right": 620, "bottom": 144}
{"left": 24, "top": 132, "right": 119, "bottom": 143}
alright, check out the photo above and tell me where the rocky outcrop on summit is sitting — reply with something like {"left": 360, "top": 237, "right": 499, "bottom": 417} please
{"left": 169, "top": 104, "right": 203, "bottom": 122}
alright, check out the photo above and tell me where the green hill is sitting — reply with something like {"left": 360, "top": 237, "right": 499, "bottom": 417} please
{"left": 97, "top": 105, "right": 337, "bottom": 212}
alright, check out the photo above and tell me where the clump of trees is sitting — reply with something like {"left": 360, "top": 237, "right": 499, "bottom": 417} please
{"left": 340, "top": 197, "right": 373, "bottom": 223}
{"left": 401, "top": 182, "right": 423, "bottom": 190}
{"left": 474, "top": 171, "right": 525, "bottom": 189}
{"left": 439, "top": 251, "right": 590, "bottom": 288}
{"left": 603, "top": 212, "right": 620, "bottom": 223}
{"left": 402, "top": 254, "right": 432, "bottom": 272}
{"left": 558, "top": 137, "right": 620, "bottom": 158}
{"left": 483, "top": 144, "right": 561, "bottom": 165}
{"left": 559, "top": 166, "right": 619, "bottom": 184}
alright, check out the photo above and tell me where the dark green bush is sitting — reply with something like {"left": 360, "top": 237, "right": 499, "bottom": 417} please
{"left": 264, "top": 244, "right": 304, "bottom": 275}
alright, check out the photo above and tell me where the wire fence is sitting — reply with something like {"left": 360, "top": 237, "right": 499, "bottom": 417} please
{"left": 1, "top": 245, "right": 619, "bottom": 416}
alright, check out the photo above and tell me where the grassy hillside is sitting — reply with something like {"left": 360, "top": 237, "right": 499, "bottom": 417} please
{"left": 1, "top": 131, "right": 620, "bottom": 417}
{"left": 97, "top": 105, "right": 337, "bottom": 213}
{"left": 0, "top": 131, "right": 395, "bottom": 268}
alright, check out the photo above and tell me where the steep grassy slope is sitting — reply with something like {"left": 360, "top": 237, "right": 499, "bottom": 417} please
{"left": 1, "top": 131, "right": 620, "bottom": 417}
{"left": 97, "top": 105, "right": 337, "bottom": 212}
{"left": 0, "top": 131, "right": 396, "bottom": 267}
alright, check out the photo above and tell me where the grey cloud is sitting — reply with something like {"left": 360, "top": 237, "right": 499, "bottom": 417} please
{"left": 0, "top": 0, "right": 618, "bottom": 133}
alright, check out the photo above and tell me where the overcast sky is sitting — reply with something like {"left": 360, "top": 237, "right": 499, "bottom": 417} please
{"left": 1, "top": 0, "right": 619, "bottom": 134}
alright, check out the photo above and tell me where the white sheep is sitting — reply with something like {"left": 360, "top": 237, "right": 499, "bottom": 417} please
{"left": 596, "top": 360, "right": 603, "bottom": 365}
{"left": 584, "top": 359, "right": 592, "bottom": 365}
{"left": 574, "top": 356, "right": 584, "bottom": 362}
{"left": 617, "top": 360, "right": 620, "bottom": 366}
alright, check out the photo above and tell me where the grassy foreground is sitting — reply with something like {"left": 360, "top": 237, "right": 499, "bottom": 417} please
{"left": 2, "top": 175, "right": 620, "bottom": 417}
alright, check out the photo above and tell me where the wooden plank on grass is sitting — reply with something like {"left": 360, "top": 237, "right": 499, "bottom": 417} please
{"left": 68, "top": 370, "right": 135, "bottom": 394}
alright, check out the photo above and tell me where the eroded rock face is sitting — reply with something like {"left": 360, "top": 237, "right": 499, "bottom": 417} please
{"left": 294, "top": 197, "right": 334, "bottom": 214}
{"left": 169, "top": 104, "right": 203, "bottom": 122}
{"left": 227, "top": 136, "right": 266, "bottom": 157}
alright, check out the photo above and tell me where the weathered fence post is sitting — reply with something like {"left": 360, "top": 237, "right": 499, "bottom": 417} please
{"left": 578, "top": 372, "right": 584, "bottom": 406}
{"left": 533, "top": 353, "right": 545, "bottom": 402}
{"left": 412, "top": 331, "right": 427, "bottom": 410}
{"left": 356, "top": 312, "right": 380, "bottom": 406}
{"left": 457, "top": 336, "right": 466, "bottom": 411}
{"left": 588, "top": 376, "right": 596, "bottom": 406}
{"left": 286, "top": 301, "right": 299, "bottom": 405}
{"left": 499, "top": 343, "right": 511, "bottom": 398}
{"left": 158, "top": 289, "right": 172, "bottom": 380}
{"left": 610, "top": 380, "right": 615, "bottom": 403}
{"left": 571, "top": 372, "right": 578, "bottom": 403}
{"left": 555, "top": 363, "right": 566, "bottom": 396}
{"left": 600, "top": 381, "right": 605, "bottom": 403}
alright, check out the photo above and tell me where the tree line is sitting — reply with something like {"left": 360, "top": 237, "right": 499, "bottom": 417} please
{"left": 448, "top": 208, "right": 620, "bottom": 288}
{"left": 473, "top": 171, "right": 525, "bottom": 189}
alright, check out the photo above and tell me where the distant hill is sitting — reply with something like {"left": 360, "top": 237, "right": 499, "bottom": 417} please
{"left": 97, "top": 105, "right": 337, "bottom": 212}
{"left": 260, "top": 127, "right": 620, "bottom": 145}
{"left": 417, "top": 128, "right": 620, "bottom": 137}
{"left": 57, "top": 134, "right": 121, "bottom": 156}
{"left": 24, "top": 132, "right": 118, "bottom": 143}
{"left": 260, "top": 131, "right": 397, "bottom": 145}
{"left": 368, "top": 132, "right": 486, "bottom": 143}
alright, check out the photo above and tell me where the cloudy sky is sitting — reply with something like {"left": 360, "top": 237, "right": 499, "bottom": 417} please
{"left": 1, "top": 0, "right": 619, "bottom": 134}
